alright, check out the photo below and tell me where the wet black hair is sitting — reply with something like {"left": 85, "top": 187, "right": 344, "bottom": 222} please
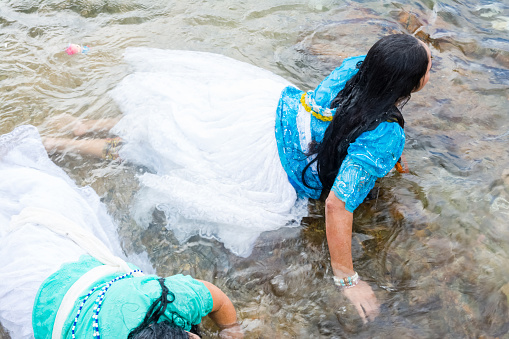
{"left": 302, "top": 34, "right": 429, "bottom": 192}
{"left": 128, "top": 278, "right": 200, "bottom": 339}
{"left": 128, "top": 321, "right": 188, "bottom": 339}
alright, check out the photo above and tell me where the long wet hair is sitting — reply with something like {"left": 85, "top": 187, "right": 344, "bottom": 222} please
{"left": 128, "top": 278, "right": 200, "bottom": 339}
{"left": 128, "top": 321, "right": 188, "bottom": 339}
{"left": 302, "top": 34, "right": 429, "bottom": 192}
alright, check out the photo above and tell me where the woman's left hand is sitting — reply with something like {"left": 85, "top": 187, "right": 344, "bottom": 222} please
{"left": 342, "top": 279, "right": 380, "bottom": 323}
{"left": 325, "top": 192, "right": 381, "bottom": 322}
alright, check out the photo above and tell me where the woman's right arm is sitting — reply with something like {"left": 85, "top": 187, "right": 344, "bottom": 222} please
{"left": 197, "top": 280, "right": 243, "bottom": 338}
{"left": 325, "top": 191, "right": 380, "bottom": 323}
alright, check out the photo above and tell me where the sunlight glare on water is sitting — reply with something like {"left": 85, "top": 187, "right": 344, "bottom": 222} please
{"left": 1, "top": 0, "right": 509, "bottom": 337}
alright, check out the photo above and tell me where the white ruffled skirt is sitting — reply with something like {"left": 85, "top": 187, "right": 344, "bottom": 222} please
{"left": 111, "top": 48, "right": 306, "bottom": 257}
{"left": 0, "top": 126, "right": 127, "bottom": 338}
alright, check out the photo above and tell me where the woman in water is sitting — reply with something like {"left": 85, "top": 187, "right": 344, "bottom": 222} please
{"left": 0, "top": 126, "right": 242, "bottom": 338}
{"left": 43, "top": 34, "right": 432, "bottom": 322}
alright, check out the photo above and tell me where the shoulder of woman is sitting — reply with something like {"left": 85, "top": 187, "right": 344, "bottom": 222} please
{"left": 347, "top": 121, "right": 405, "bottom": 171}
{"left": 326, "top": 55, "right": 367, "bottom": 80}
{"left": 163, "top": 275, "right": 214, "bottom": 321}
{"left": 339, "top": 55, "right": 366, "bottom": 68}
{"left": 165, "top": 274, "right": 207, "bottom": 290}
{"left": 357, "top": 121, "right": 405, "bottom": 145}
{"left": 165, "top": 275, "right": 213, "bottom": 305}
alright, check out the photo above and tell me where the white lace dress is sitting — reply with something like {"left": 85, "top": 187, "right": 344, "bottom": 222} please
{"left": 0, "top": 125, "right": 127, "bottom": 338}
{"left": 110, "top": 48, "right": 307, "bottom": 257}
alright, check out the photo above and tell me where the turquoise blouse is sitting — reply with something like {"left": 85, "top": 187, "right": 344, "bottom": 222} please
{"left": 32, "top": 255, "right": 213, "bottom": 338}
{"left": 275, "top": 56, "right": 405, "bottom": 212}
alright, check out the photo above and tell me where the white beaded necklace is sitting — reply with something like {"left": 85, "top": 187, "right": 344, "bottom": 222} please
{"left": 71, "top": 269, "right": 143, "bottom": 339}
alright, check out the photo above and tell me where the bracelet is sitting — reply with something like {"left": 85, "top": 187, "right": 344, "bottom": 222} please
{"left": 333, "top": 272, "right": 359, "bottom": 289}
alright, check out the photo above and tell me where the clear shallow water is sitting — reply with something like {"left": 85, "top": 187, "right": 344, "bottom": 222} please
{"left": 1, "top": 0, "right": 509, "bottom": 338}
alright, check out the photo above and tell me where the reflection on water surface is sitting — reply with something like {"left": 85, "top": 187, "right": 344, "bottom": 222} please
{"left": 1, "top": 0, "right": 509, "bottom": 338}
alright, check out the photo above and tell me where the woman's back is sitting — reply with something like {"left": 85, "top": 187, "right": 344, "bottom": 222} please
{"left": 275, "top": 55, "right": 405, "bottom": 212}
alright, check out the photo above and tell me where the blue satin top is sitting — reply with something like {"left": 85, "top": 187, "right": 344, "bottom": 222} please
{"left": 275, "top": 56, "right": 405, "bottom": 212}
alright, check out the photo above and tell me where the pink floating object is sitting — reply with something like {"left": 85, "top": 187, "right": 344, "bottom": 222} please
{"left": 66, "top": 44, "right": 81, "bottom": 55}
{"left": 65, "top": 44, "right": 89, "bottom": 55}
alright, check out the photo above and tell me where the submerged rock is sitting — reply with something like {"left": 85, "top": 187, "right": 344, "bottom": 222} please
{"left": 270, "top": 275, "right": 288, "bottom": 297}
{"left": 502, "top": 169, "right": 509, "bottom": 188}
{"left": 0, "top": 323, "right": 10, "bottom": 339}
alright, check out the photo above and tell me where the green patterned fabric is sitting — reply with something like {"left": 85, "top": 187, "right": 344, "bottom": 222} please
{"left": 33, "top": 255, "right": 213, "bottom": 338}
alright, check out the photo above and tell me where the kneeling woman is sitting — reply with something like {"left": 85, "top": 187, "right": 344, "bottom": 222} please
{"left": 43, "top": 34, "right": 431, "bottom": 322}
{"left": 0, "top": 126, "right": 241, "bottom": 339}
